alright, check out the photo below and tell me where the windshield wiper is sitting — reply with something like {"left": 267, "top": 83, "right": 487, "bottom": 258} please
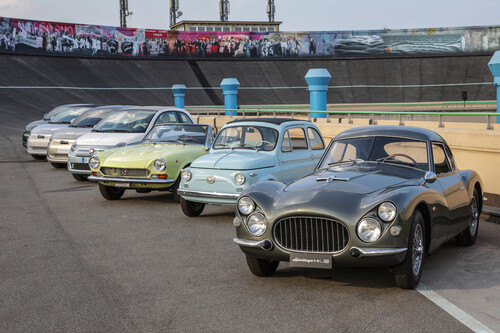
{"left": 328, "top": 159, "right": 363, "bottom": 167}
{"left": 162, "top": 139, "right": 184, "bottom": 144}
{"left": 142, "top": 138, "right": 154, "bottom": 144}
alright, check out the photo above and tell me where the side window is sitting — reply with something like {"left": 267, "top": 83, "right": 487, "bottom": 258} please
{"left": 281, "top": 127, "right": 308, "bottom": 152}
{"left": 177, "top": 112, "right": 193, "bottom": 123}
{"left": 432, "top": 144, "right": 452, "bottom": 174}
{"left": 443, "top": 144, "right": 456, "bottom": 170}
{"left": 155, "top": 112, "right": 178, "bottom": 125}
{"left": 307, "top": 127, "right": 324, "bottom": 150}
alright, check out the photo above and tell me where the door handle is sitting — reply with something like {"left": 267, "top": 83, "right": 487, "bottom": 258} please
{"left": 459, "top": 186, "right": 466, "bottom": 191}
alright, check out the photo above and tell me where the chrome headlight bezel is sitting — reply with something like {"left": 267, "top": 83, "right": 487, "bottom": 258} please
{"left": 238, "top": 196, "right": 255, "bottom": 215}
{"left": 247, "top": 212, "right": 267, "bottom": 236}
{"left": 357, "top": 217, "right": 382, "bottom": 243}
{"left": 89, "top": 156, "right": 100, "bottom": 170}
{"left": 234, "top": 172, "right": 246, "bottom": 185}
{"left": 154, "top": 158, "right": 166, "bottom": 172}
{"left": 378, "top": 202, "right": 397, "bottom": 222}
{"left": 181, "top": 169, "right": 192, "bottom": 181}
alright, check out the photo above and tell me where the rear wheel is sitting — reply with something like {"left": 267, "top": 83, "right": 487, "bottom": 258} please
{"left": 180, "top": 197, "right": 205, "bottom": 217}
{"left": 50, "top": 162, "right": 66, "bottom": 169}
{"left": 72, "top": 174, "right": 88, "bottom": 181}
{"left": 99, "top": 183, "right": 125, "bottom": 200}
{"left": 456, "top": 189, "right": 480, "bottom": 246}
{"left": 393, "top": 209, "right": 425, "bottom": 289}
{"left": 245, "top": 255, "right": 279, "bottom": 276}
{"left": 31, "top": 154, "right": 46, "bottom": 160}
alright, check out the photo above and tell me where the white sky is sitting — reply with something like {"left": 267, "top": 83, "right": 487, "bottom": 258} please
{"left": 0, "top": 0, "right": 499, "bottom": 31}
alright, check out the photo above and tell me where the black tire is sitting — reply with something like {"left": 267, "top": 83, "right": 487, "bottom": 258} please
{"left": 50, "top": 162, "right": 66, "bottom": 169}
{"left": 245, "top": 255, "right": 279, "bottom": 277}
{"left": 31, "top": 154, "right": 46, "bottom": 160}
{"left": 456, "top": 189, "right": 480, "bottom": 246}
{"left": 180, "top": 197, "right": 205, "bottom": 217}
{"left": 170, "top": 177, "right": 181, "bottom": 203}
{"left": 72, "top": 174, "right": 88, "bottom": 181}
{"left": 99, "top": 183, "right": 125, "bottom": 200}
{"left": 393, "top": 209, "right": 425, "bottom": 289}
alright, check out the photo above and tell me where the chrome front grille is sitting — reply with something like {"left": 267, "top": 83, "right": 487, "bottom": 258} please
{"left": 274, "top": 216, "right": 349, "bottom": 253}
{"left": 72, "top": 163, "right": 90, "bottom": 170}
{"left": 101, "top": 167, "right": 149, "bottom": 178}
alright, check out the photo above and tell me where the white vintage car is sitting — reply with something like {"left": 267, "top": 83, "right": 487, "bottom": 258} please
{"left": 67, "top": 106, "right": 195, "bottom": 181}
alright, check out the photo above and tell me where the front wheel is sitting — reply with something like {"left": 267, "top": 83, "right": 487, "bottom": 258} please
{"left": 180, "top": 197, "right": 205, "bottom": 217}
{"left": 50, "top": 162, "right": 66, "bottom": 169}
{"left": 455, "top": 189, "right": 480, "bottom": 246}
{"left": 170, "top": 177, "right": 181, "bottom": 203}
{"left": 99, "top": 183, "right": 125, "bottom": 200}
{"left": 392, "top": 209, "right": 425, "bottom": 289}
{"left": 245, "top": 255, "right": 279, "bottom": 276}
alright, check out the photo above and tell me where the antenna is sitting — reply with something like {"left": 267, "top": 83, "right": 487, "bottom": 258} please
{"left": 266, "top": 0, "right": 275, "bottom": 22}
{"left": 220, "top": 0, "right": 230, "bottom": 22}
{"left": 170, "top": 0, "right": 182, "bottom": 27}
{"left": 119, "top": 0, "right": 133, "bottom": 27}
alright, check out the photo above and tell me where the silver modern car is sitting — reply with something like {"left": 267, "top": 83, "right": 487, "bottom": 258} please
{"left": 46, "top": 105, "right": 128, "bottom": 168}
{"left": 26, "top": 105, "right": 99, "bottom": 159}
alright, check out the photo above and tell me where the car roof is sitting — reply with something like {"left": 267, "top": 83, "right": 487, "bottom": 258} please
{"left": 334, "top": 126, "right": 446, "bottom": 142}
{"left": 226, "top": 118, "right": 307, "bottom": 125}
{"left": 117, "top": 106, "right": 188, "bottom": 112}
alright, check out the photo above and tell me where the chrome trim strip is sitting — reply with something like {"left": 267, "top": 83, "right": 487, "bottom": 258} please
{"left": 351, "top": 247, "right": 407, "bottom": 257}
{"left": 177, "top": 189, "right": 240, "bottom": 200}
{"left": 280, "top": 157, "right": 313, "bottom": 164}
{"left": 233, "top": 238, "right": 270, "bottom": 249}
{"left": 88, "top": 175, "right": 175, "bottom": 184}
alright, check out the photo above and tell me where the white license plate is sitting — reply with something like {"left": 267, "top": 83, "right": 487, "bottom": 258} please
{"left": 115, "top": 182, "right": 130, "bottom": 188}
{"left": 81, "top": 157, "right": 89, "bottom": 163}
{"left": 57, "top": 148, "right": 70, "bottom": 154}
{"left": 289, "top": 253, "right": 332, "bottom": 269}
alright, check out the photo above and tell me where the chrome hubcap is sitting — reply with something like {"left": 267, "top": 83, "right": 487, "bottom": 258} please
{"left": 469, "top": 198, "right": 478, "bottom": 236}
{"left": 412, "top": 224, "right": 423, "bottom": 276}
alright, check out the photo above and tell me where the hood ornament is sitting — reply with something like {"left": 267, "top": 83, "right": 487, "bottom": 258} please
{"left": 316, "top": 174, "right": 350, "bottom": 182}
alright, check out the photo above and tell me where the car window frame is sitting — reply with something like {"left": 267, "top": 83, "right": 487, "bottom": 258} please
{"left": 306, "top": 127, "right": 325, "bottom": 151}
{"left": 431, "top": 142, "right": 454, "bottom": 175}
{"left": 281, "top": 126, "right": 309, "bottom": 153}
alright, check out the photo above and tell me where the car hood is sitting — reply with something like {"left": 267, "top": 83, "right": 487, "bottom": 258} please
{"left": 76, "top": 132, "right": 145, "bottom": 147}
{"left": 51, "top": 127, "right": 92, "bottom": 140}
{"left": 30, "top": 123, "right": 70, "bottom": 134}
{"left": 191, "top": 150, "right": 276, "bottom": 170}
{"left": 25, "top": 119, "right": 47, "bottom": 131}
{"left": 101, "top": 144, "right": 204, "bottom": 168}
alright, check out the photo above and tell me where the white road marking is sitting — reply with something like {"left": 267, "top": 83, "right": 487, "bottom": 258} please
{"left": 416, "top": 283, "right": 495, "bottom": 333}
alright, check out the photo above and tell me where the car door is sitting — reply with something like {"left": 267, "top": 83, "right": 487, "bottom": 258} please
{"left": 432, "top": 142, "right": 470, "bottom": 237}
{"left": 278, "top": 126, "right": 314, "bottom": 183}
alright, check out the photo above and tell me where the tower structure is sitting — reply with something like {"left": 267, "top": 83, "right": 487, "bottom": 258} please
{"left": 220, "top": 0, "right": 230, "bottom": 22}
{"left": 119, "top": 0, "right": 133, "bottom": 27}
{"left": 170, "top": 0, "right": 183, "bottom": 27}
{"left": 267, "top": 0, "right": 275, "bottom": 22}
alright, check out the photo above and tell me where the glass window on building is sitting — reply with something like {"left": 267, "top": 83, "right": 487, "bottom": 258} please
{"left": 234, "top": 27, "right": 242, "bottom": 31}
{"left": 189, "top": 26, "right": 197, "bottom": 31}
{"left": 215, "top": 27, "right": 222, "bottom": 31}
{"left": 206, "top": 27, "right": 214, "bottom": 31}
{"left": 223, "top": 27, "right": 230, "bottom": 31}
{"left": 198, "top": 27, "right": 205, "bottom": 31}
{"left": 259, "top": 27, "right": 267, "bottom": 32}
{"left": 243, "top": 27, "right": 251, "bottom": 31}
{"left": 268, "top": 27, "right": 275, "bottom": 31}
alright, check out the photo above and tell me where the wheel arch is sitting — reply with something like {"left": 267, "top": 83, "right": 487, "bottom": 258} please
{"left": 415, "top": 202, "right": 431, "bottom": 254}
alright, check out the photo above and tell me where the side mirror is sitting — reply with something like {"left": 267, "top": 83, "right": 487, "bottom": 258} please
{"left": 205, "top": 142, "right": 212, "bottom": 151}
{"left": 423, "top": 171, "right": 437, "bottom": 184}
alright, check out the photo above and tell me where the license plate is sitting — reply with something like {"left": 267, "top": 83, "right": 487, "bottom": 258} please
{"left": 114, "top": 182, "right": 130, "bottom": 188}
{"left": 82, "top": 157, "right": 89, "bottom": 163}
{"left": 289, "top": 253, "right": 332, "bottom": 269}
{"left": 57, "top": 148, "right": 69, "bottom": 154}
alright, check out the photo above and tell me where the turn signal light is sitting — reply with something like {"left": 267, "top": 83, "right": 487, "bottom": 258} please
{"left": 91, "top": 171, "right": 97, "bottom": 176}
{"left": 158, "top": 174, "right": 167, "bottom": 179}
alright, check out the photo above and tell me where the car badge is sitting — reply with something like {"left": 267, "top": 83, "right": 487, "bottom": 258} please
{"left": 60, "top": 140, "right": 69, "bottom": 145}
{"left": 207, "top": 176, "right": 215, "bottom": 184}
{"left": 37, "top": 135, "right": 45, "bottom": 139}
{"left": 122, "top": 169, "right": 128, "bottom": 175}
{"left": 89, "top": 148, "right": 95, "bottom": 154}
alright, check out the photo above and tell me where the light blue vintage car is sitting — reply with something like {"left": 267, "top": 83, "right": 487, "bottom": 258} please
{"left": 177, "top": 118, "right": 325, "bottom": 216}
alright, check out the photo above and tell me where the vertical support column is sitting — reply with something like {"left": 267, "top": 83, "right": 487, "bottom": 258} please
{"left": 220, "top": 78, "right": 240, "bottom": 116}
{"left": 487, "top": 51, "right": 500, "bottom": 124}
{"left": 172, "top": 84, "right": 187, "bottom": 109}
{"left": 305, "top": 68, "right": 332, "bottom": 119}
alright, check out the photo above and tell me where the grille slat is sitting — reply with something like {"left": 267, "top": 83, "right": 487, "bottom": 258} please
{"left": 274, "top": 216, "right": 349, "bottom": 253}
{"left": 101, "top": 167, "right": 149, "bottom": 178}
{"left": 72, "top": 163, "right": 90, "bottom": 170}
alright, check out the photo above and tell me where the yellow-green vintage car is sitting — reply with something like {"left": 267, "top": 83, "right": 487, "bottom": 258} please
{"left": 88, "top": 123, "right": 214, "bottom": 201}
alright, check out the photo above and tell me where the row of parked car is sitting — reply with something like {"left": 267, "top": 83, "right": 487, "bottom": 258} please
{"left": 24, "top": 104, "right": 483, "bottom": 289}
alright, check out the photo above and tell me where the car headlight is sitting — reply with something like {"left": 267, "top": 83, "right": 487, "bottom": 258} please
{"left": 181, "top": 169, "right": 192, "bottom": 181}
{"left": 238, "top": 196, "right": 255, "bottom": 215}
{"left": 247, "top": 213, "right": 267, "bottom": 236}
{"left": 234, "top": 172, "right": 246, "bottom": 185}
{"left": 89, "top": 156, "right": 100, "bottom": 169}
{"left": 357, "top": 218, "right": 382, "bottom": 243}
{"left": 378, "top": 202, "right": 397, "bottom": 222}
{"left": 154, "top": 158, "right": 166, "bottom": 172}
{"left": 70, "top": 143, "right": 77, "bottom": 152}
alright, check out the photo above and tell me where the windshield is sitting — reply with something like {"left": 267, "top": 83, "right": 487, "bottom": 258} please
{"left": 93, "top": 110, "right": 155, "bottom": 133}
{"left": 319, "top": 136, "right": 429, "bottom": 171}
{"left": 143, "top": 124, "right": 210, "bottom": 145}
{"left": 213, "top": 125, "right": 278, "bottom": 151}
{"left": 70, "top": 108, "right": 119, "bottom": 128}
{"left": 48, "top": 106, "right": 94, "bottom": 124}
{"left": 43, "top": 104, "right": 80, "bottom": 120}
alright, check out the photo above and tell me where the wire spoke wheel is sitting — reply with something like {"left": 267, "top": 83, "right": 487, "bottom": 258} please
{"left": 412, "top": 224, "right": 424, "bottom": 276}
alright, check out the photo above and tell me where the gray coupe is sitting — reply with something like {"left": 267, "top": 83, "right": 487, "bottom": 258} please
{"left": 233, "top": 126, "right": 482, "bottom": 289}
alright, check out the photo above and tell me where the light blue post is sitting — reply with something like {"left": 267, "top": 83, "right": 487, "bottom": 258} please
{"left": 487, "top": 51, "right": 500, "bottom": 124}
{"left": 172, "top": 84, "right": 187, "bottom": 109}
{"left": 305, "top": 68, "right": 332, "bottom": 119}
{"left": 220, "top": 78, "right": 240, "bottom": 116}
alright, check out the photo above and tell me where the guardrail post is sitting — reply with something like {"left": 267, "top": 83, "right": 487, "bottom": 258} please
{"left": 488, "top": 51, "right": 500, "bottom": 124}
{"left": 370, "top": 114, "right": 377, "bottom": 125}
{"left": 348, "top": 113, "right": 352, "bottom": 124}
{"left": 438, "top": 114, "right": 445, "bottom": 128}
{"left": 399, "top": 113, "right": 404, "bottom": 126}
{"left": 305, "top": 68, "right": 332, "bottom": 119}
{"left": 487, "top": 115, "right": 493, "bottom": 130}
{"left": 220, "top": 78, "right": 240, "bottom": 116}
{"left": 172, "top": 84, "right": 187, "bottom": 109}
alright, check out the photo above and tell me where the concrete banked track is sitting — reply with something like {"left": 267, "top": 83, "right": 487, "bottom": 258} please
{"left": 0, "top": 53, "right": 495, "bottom": 130}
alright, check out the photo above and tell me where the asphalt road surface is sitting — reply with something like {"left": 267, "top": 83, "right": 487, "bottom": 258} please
{"left": 1, "top": 127, "right": 499, "bottom": 332}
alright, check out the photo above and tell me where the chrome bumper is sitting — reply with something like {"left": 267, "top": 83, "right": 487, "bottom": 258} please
{"left": 88, "top": 175, "right": 175, "bottom": 184}
{"left": 177, "top": 189, "right": 240, "bottom": 200}
{"left": 233, "top": 238, "right": 271, "bottom": 249}
{"left": 350, "top": 247, "right": 407, "bottom": 258}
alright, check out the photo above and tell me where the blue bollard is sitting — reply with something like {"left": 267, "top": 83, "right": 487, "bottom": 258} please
{"left": 487, "top": 51, "right": 500, "bottom": 124}
{"left": 305, "top": 69, "right": 332, "bottom": 119}
{"left": 172, "top": 84, "right": 187, "bottom": 109}
{"left": 220, "top": 78, "right": 240, "bottom": 116}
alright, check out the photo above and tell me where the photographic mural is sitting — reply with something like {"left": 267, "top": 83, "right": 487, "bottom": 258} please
{"left": 1, "top": 16, "right": 499, "bottom": 59}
